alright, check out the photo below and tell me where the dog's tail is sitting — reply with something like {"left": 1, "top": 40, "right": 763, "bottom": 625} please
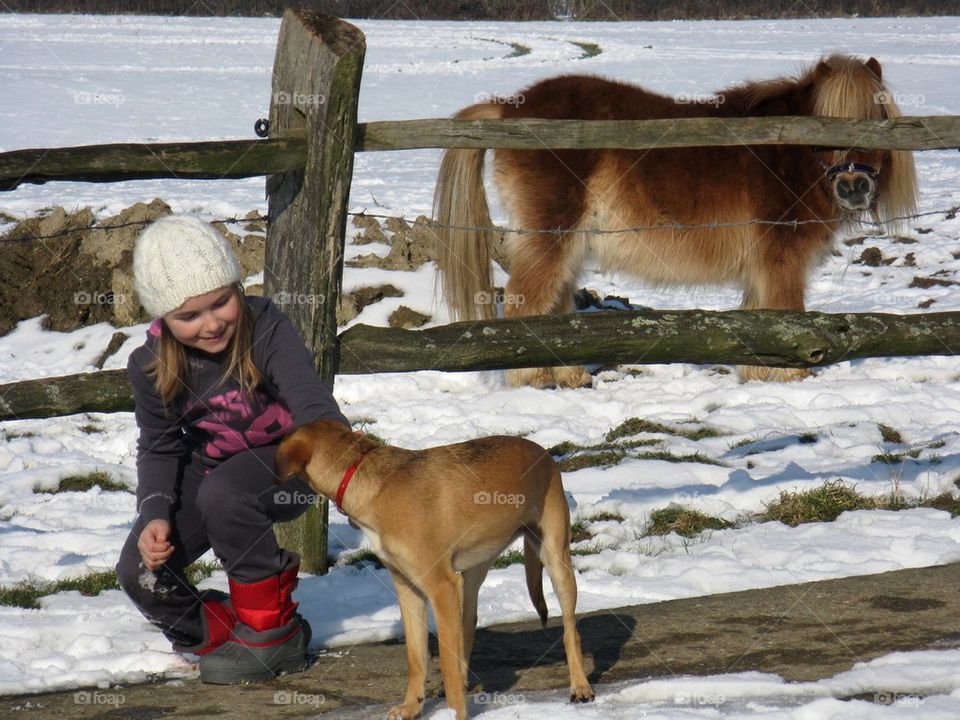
{"left": 524, "top": 532, "right": 549, "bottom": 627}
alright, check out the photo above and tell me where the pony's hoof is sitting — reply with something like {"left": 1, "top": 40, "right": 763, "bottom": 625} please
{"left": 737, "top": 365, "right": 812, "bottom": 383}
{"left": 506, "top": 366, "right": 592, "bottom": 389}
{"left": 554, "top": 365, "right": 593, "bottom": 389}
{"left": 506, "top": 367, "right": 558, "bottom": 388}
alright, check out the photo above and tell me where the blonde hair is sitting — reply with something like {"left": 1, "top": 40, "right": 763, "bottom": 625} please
{"left": 146, "top": 283, "right": 262, "bottom": 407}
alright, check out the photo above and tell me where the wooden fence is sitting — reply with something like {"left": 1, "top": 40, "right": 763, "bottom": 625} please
{"left": 2, "top": 9, "right": 960, "bottom": 571}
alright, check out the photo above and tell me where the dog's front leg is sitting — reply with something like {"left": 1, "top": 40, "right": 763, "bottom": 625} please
{"left": 425, "top": 569, "right": 468, "bottom": 720}
{"left": 388, "top": 572, "right": 429, "bottom": 720}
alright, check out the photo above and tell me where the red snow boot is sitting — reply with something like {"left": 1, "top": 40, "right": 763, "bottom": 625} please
{"left": 198, "top": 566, "right": 310, "bottom": 684}
{"left": 172, "top": 590, "right": 237, "bottom": 656}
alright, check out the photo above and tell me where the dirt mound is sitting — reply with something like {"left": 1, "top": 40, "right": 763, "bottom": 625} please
{"left": 346, "top": 214, "right": 438, "bottom": 271}
{"left": 1, "top": 206, "right": 104, "bottom": 337}
{"left": 0, "top": 202, "right": 266, "bottom": 336}
{"left": 0, "top": 200, "right": 170, "bottom": 335}
{"left": 346, "top": 213, "right": 510, "bottom": 273}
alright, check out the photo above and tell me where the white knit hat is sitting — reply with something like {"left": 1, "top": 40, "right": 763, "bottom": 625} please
{"left": 133, "top": 215, "right": 242, "bottom": 318}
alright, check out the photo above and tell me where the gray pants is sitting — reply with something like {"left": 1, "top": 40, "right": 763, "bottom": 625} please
{"left": 116, "top": 445, "right": 315, "bottom": 647}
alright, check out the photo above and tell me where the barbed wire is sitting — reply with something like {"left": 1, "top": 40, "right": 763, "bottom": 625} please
{"left": 0, "top": 215, "right": 267, "bottom": 245}
{"left": 349, "top": 206, "right": 959, "bottom": 237}
{"left": 1, "top": 204, "right": 957, "bottom": 246}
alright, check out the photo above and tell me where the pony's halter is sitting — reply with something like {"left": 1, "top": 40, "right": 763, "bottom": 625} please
{"left": 813, "top": 147, "right": 881, "bottom": 183}
{"left": 825, "top": 160, "right": 881, "bottom": 182}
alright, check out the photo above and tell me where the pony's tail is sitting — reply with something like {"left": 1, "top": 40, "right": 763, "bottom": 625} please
{"left": 433, "top": 102, "right": 503, "bottom": 321}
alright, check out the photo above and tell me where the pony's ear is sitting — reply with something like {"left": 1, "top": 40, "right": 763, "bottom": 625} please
{"left": 865, "top": 57, "right": 882, "bottom": 81}
{"left": 812, "top": 59, "right": 833, "bottom": 82}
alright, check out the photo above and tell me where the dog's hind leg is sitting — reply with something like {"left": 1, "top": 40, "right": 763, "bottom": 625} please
{"left": 460, "top": 564, "right": 489, "bottom": 688}
{"left": 388, "top": 572, "right": 430, "bottom": 720}
{"left": 539, "top": 482, "right": 595, "bottom": 703}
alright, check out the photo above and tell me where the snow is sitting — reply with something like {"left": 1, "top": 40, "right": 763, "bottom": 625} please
{"left": 2, "top": 11, "right": 960, "bottom": 718}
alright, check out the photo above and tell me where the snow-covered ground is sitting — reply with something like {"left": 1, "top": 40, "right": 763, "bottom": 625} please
{"left": 2, "top": 12, "right": 960, "bottom": 718}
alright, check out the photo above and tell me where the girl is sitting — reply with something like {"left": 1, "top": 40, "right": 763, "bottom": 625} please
{"left": 116, "top": 214, "right": 349, "bottom": 684}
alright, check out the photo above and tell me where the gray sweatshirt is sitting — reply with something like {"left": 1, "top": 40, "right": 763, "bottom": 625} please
{"left": 127, "top": 296, "right": 349, "bottom": 525}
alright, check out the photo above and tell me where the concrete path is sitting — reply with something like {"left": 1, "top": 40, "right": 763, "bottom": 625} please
{"left": 5, "top": 562, "right": 960, "bottom": 719}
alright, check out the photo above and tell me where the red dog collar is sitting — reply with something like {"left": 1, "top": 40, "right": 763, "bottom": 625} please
{"left": 335, "top": 452, "right": 369, "bottom": 514}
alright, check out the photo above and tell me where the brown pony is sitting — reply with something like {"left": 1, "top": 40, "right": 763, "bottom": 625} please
{"left": 434, "top": 55, "right": 918, "bottom": 388}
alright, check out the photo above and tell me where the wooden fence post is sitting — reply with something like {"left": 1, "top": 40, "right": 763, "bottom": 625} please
{"left": 264, "top": 10, "right": 365, "bottom": 574}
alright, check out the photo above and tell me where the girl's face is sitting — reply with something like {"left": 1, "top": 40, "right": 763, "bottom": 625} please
{"left": 164, "top": 286, "right": 240, "bottom": 355}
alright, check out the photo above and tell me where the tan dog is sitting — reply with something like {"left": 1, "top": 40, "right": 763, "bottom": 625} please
{"left": 274, "top": 419, "right": 595, "bottom": 720}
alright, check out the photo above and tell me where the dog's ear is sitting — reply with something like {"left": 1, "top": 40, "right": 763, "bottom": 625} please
{"left": 274, "top": 428, "right": 310, "bottom": 485}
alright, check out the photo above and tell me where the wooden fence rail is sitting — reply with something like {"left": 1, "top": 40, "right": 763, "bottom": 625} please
{"left": 354, "top": 115, "right": 960, "bottom": 152}
{"left": 3, "top": 115, "right": 960, "bottom": 189}
{"left": 0, "top": 136, "right": 307, "bottom": 191}
{"left": 2, "top": 308, "right": 958, "bottom": 423}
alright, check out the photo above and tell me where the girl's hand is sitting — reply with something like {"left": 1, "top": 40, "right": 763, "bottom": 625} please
{"left": 138, "top": 519, "right": 174, "bottom": 571}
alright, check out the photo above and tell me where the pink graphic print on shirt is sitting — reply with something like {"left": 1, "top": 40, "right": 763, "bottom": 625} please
{"left": 190, "top": 389, "right": 294, "bottom": 459}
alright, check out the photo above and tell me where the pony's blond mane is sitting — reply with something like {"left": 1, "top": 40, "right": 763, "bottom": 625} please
{"left": 811, "top": 55, "right": 918, "bottom": 230}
